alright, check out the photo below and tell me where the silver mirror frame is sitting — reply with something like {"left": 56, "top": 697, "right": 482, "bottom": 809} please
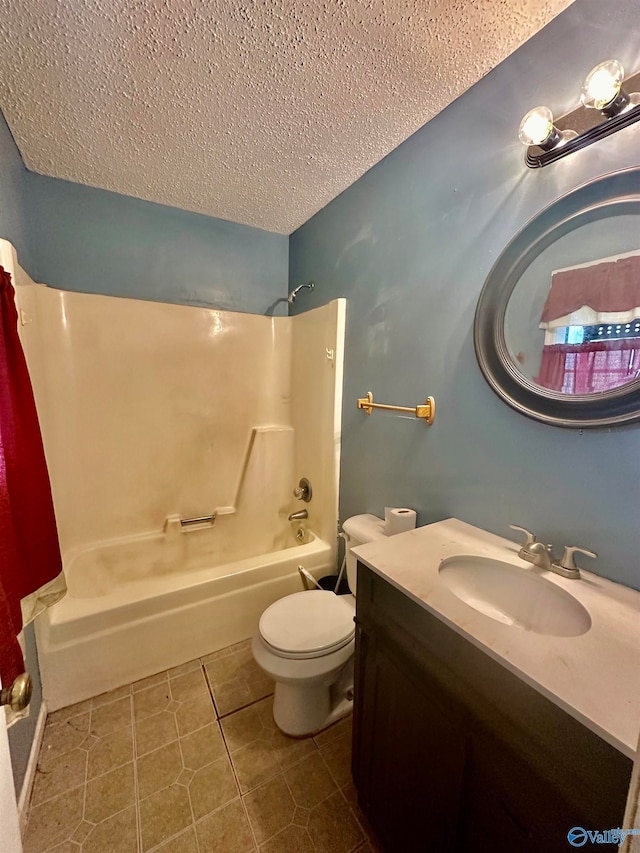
{"left": 474, "top": 167, "right": 640, "bottom": 428}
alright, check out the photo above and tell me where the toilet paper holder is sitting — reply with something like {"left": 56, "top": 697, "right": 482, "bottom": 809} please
{"left": 357, "top": 391, "right": 436, "bottom": 425}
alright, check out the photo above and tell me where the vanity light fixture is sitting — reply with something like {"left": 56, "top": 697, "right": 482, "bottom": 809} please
{"left": 580, "top": 60, "right": 630, "bottom": 115}
{"left": 518, "top": 106, "right": 558, "bottom": 150}
{"left": 518, "top": 106, "right": 575, "bottom": 151}
{"left": 520, "top": 60, "right": 640, "bottom": 168}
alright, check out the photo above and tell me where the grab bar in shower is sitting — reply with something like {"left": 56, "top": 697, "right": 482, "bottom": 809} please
{"left": 180, "top": 513, "right": 217, "bottom": 529}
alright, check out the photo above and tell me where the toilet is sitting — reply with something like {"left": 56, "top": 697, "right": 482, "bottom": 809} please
{"left": 252, "top": 514, "right": 387, "bottom": 737}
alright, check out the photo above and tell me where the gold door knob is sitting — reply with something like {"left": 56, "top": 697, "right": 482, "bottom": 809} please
{"left": 1, "top": 673, "right": 33, "bottom": 712}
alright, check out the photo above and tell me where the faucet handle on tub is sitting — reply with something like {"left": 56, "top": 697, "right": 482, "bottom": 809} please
{"left": 293, "top": 478, "right": 312, "bottom": 503}
{"left": 553, "top": 545, "right": 597, "bottom": 579}
{"left": 509, "top": 524, "right": 537, "bottom": 546}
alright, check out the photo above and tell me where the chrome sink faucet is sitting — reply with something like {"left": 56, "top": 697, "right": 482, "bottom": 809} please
{"left": 510, "top": 525, "right": 554, "bottom": 570}
{"left": 551, "top": 545, "right": 598, "bottom": 579}
{"left": 509, "top": 525, "right": 596, "bottom": 579}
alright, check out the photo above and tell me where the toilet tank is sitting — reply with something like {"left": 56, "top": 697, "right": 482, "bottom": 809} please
{"left": 342, "top": 514, "right": 387, "bottom": 594}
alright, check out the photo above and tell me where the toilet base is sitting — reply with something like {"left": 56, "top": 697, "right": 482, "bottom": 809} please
{"left": 272, "top": 656, "right": 354, "bottom": 737}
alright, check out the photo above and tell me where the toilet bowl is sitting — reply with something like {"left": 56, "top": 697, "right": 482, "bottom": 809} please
{"left": 252, "top": 514, "right": 387, "bottom": 736}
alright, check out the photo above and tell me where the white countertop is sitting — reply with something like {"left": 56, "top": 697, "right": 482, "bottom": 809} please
{"left": 352, "top": 518, "right": 640, "bottom": 759}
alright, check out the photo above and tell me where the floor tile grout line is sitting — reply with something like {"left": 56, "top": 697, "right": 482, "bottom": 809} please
{"left": 130, "top": 689, "right": 143, "bottom": 853}
{"left": 27, "top": 745, "right": 88, "bottom": 810}
{"left": 135, "top": 707, "right": 219, "bottom": 761}
{"left": 316, "top": 738, "right": 350, "bottom": 789}
{"left": 338, "top": 787, "right": 370, "bottom": 848}
{"left": 79, "top": 702, "right": 92, "bottom": 846}
{"left": 78, "top": 745, "right": 89, "bottom": 849}
{"left": 238, "top": 741, "right": 327, "bottom": 812}
{"left": 201, "top": 643, "right": 276, "bottom": 717}
{"left": 90, "top": 686, "right": 133, "bottom": 711}
{"left": 310, "top": 785, "right": 367, "bottom": 852}
{"left": 141, "top": 793, "right": 258, "bottom": 853}
{"left": 42, "top": 686, "right": 130, "bottom": 723}
{"left": 280, "top": 771, "right": 318, "bottom": 851}
{"left": 216, "top": 713, "right": 248, "bottom": 800}
{"left": 216, "top": 690, "right": 275, "bottom": 721}
{"left": 85, "top": 752, "right": 132, "bottom": 786}
{"left": 145, "top": 824, "right": 197, "bottom": 853}
{"left": 173, "top": 707, "right": 201, "bottom": 850}
{"left": 312, "top": 744, "right": 370, "bottom": 849}
{"left": 335, "top": 778, "right": 380, "bottom": 851}
{"left": 218, "top": 716, "right": 331, "bottom": 796}
{"left": 239, "top": 793, "right": 260, "bottom": 851}
{"left": 134, "top": 672, "right": 219, "bottom": 851}
{"left": 135, "top": 751, "right": 237, "bottom": 808}
{"left": 201, "top": 661, "right": 222, "bottom": 718}
{"left": 29, "top": 719, "right": 140, "bottom": 801}
{"left": 335, "top": 784, "right": 371, "bottom": 841}
{"left": 23, "top": 780, "right": 87, "bottom": 815}
{"left": 216, "top": 699, "right": 276, "bottom": 798}
{"left": 132, "top": 675, "right": 169, "bottom": 695}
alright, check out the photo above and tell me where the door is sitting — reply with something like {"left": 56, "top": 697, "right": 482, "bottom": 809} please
{"left": 0, "top": 679, "right": 23, "bottom": 853}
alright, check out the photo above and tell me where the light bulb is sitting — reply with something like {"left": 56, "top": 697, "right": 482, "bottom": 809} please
{"left": 518, "top": 106, "right": 559, "bottom": 149}
{"left": 581, "top": 60, "right": 626, "bottom": 113}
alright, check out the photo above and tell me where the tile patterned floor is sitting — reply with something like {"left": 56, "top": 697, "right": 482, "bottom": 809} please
{"left": 24, "top": 640, "right": 380, "bottom": 853}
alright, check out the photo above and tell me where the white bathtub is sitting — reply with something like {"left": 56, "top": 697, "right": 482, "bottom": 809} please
{"left": 36, "top": 529, "right": 333, "bottom": 711}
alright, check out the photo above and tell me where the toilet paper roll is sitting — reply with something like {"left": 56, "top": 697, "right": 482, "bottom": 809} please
{"left": 384, "top": 507, "right": 417, "bottom": 536}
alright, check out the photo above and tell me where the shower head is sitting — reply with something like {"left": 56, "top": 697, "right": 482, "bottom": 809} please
{"left": 287, "top": 281, "right": 315, "bottom": 304}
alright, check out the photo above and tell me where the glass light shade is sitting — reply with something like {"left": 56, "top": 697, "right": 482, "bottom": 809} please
{"left": 518, "top": 106, "right": 555, "bottom": 146}
{"left": 580, "top": 60, "right": 624, "bottom": 110}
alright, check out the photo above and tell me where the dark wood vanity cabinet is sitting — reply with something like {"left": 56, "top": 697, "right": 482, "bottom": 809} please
{"left": 352, "top": 564, "right": 633, "bottom": 853}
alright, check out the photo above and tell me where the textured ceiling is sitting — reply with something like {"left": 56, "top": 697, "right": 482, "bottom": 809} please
{"left": 0, "top": 1, "right": 573, "bottom": 234}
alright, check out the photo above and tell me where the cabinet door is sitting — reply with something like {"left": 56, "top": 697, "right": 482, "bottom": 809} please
{"left": 355, "top": 631, "right": 465, "bottom": 853}
{"left": 456, "top": 724, "right": 587, "bottom": 853}
{"left": 456, "top": 740, "right": 544, "bottom": 853}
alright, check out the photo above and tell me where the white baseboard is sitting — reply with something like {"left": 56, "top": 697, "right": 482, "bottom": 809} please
{"left": 18, "top": 700, "right": 47, "bottom": 835}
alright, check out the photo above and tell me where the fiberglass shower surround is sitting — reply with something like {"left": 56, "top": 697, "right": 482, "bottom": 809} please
{"left": 5, "top": 239, "right": 345, "bottom": 708}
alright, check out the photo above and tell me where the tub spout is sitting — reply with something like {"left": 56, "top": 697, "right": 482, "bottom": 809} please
{"left": 288, "top": 509, "right": 308, "bottom": 521}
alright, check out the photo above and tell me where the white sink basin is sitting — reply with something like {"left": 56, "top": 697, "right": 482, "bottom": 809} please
{"left": 439, "top": 555, "right": 591, "bottom": 637}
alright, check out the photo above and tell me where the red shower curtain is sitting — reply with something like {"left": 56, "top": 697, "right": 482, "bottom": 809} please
{"left": 0, "top": 266, "right": 63, "bottom": 689}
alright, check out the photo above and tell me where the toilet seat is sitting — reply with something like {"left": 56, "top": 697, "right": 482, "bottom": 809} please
{"left": 259, "top": 590, "right": 355, "bottom": 660}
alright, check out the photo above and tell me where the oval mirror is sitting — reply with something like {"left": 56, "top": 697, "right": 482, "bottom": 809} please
{"left": 474, "top": 168, "right": 640, "bottom": 428}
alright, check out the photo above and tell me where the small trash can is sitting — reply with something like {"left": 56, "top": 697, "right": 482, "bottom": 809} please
{"left": 317, "top": 575, "right": 351, "bottom": 594}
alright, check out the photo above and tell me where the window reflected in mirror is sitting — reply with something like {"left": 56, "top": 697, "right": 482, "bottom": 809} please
{"left": 503, "top": 211, "right": 640, "bottom": 396}
{"left": 535, "top": 252, "right": 640, "bottom": 393}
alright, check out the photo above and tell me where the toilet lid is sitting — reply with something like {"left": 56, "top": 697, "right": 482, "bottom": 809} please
{"left": 259, "top": 591, "right": 355, "bottom": 657}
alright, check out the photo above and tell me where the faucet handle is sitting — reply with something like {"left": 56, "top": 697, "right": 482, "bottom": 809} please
{"left": 509, "top": 525, "right": 537, "bottom": 546}
{"left": 557, "top": 545, "right": 597, "bottom": 572}
{"left": 293, "top": 477, "right": 312, "bottom": 502}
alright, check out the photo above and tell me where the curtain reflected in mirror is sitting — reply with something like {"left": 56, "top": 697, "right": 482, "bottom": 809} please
{"left": 535, "top": 252, "right": 640, "bottom": 393}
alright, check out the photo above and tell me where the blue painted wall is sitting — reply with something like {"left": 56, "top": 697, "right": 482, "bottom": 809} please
{"left": 23, "top": 173, "right": 289, "bottom": 315}
{"left": 0, "top": 110, "right": 29, "bottom": 264}
{"left": 290, "top": 0, "right": 640, "bottom": 590}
